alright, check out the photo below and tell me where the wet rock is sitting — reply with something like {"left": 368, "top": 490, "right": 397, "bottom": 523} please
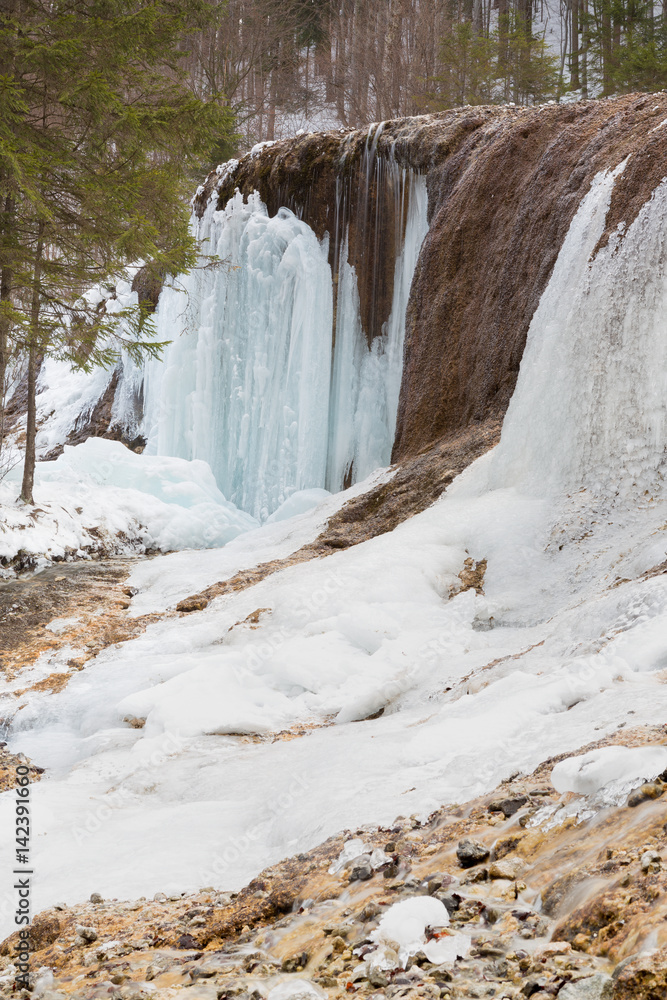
{"left": 558, "top": 973, "right": 612, "bottom": 1000}
{"left": 368, "top": 967, "right": 391, "bottom": 987}
{"left": 627, "top": 782, "right": 663, "bottom": 807}
{"left": 359, "top": 901, "right": 381, "bottom": 921}
{"left": 489, "top": 858, "right": 526, "bottom": 880}
{"left": 282, "top": 951, "right": 309, "bottom": 972}
{"left": 456, "top": 839, "right": 490, "bottom": 868}
{"left": 350, "top": 861, "right": 373, "bottom": 882}
{"left": 521, "top": 979, "right": 548, "bottom": 997}
{"left": 89, "top": 892, "right": 103, "bottom": 904}
{"left": 433, "top": 892, "right": 460, "bottom": 915}
{"left": 613, "top": 946, "right": 667, "bottom": 999}
{"left": 177, "top": 933, "right": 198, "bottom": 949}
{"left": 489, "top": 796, "right": 528, "bottom": 818}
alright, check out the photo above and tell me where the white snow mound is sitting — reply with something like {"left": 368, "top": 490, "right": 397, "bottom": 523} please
{"left": 371, "top": 897, "right": 470, "bottom": 967}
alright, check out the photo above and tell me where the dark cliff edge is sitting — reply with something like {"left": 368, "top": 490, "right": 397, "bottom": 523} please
{"left": 197, "top": 93, "right": 667, "bottom": 463}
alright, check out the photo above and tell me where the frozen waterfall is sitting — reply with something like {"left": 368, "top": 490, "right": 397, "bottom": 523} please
{"left": 141, "top": 166, "right": 428, "bottom": 521}
{"left": 488, "top": 160, "right": 667, "bottom": 502}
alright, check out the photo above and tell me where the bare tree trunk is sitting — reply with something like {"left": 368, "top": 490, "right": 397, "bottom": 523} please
{"left": 581, "top": 0, "right": 588, "bottom": 95}
{"left": 0, "top": 194, "right": 13, "bottom": 458}
{"left": 571, "top": 0, "right": 580, "bottom": 87}
{"left": 602, "top": 2, "right": 612, "bottom": 93}
{"left": 20, "top": 225, "right": 44, "bottom": 506}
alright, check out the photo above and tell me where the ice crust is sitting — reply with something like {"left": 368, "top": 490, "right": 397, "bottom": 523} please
{"left": 1, "top": 164, "right": 667, "bottom": 936}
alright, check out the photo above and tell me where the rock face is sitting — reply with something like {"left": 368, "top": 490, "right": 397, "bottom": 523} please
{"left": 195, "top": 94, "right": 667, "bottom": 465}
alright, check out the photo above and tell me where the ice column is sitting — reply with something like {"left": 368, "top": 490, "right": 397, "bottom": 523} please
{"left": 142, "top": 158, "right": 428, "bottom": 518}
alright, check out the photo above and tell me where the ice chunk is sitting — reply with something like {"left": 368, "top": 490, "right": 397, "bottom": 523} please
{"left": 328, "top": 838, "right": 369, "bottom": 874}
{"left": 551, "top": 746, "right": 667, "bottom": 796}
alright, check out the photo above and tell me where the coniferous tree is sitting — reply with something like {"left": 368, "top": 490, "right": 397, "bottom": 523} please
{"left": 0, "top": 0, "right": 234, "bottom": 503}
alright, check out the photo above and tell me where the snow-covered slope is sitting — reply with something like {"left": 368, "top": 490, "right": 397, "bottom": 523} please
{"left": 1, "top": 163, "right": 667, "bottom": 940}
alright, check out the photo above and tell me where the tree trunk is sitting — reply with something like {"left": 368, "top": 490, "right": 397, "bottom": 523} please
{"left": 581, "top": 0, "right": 588, "bottom": 95}
{"left": 602, "top": 2, "right": 612, "bottom": 93}
{"left": 20, "top": 226, "right": 44, "bottom": 506}
{"left": 0, "top": 194, "right": 13, "bottom": 457}
{"left": 570, "top": 0, "right": 580, "bottom": 88}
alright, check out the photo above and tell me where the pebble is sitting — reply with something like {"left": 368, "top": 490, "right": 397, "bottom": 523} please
{"left": 456, "top": 839, "right": 490, "bottom": 868}
{"left": 489, "top": 858, "right": 525, "bottom": 880}
{"left": 489, "top": 796, "right": 528, "bottom": 818}
{"left": 89, "top": 893, "right": 103, "bottom": 904}
{"left": 350, "top": 861, "right": 373, "bottom": 881}
{"left": 640, "top": 849, "right": 661, "bottom": 873}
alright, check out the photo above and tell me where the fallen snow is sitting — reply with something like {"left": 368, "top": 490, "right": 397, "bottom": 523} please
{"left": 371, "top": 897, "right": 470, "bottom": 966}
{"left": 0, "top": 439, "right": 258, "bottom": 573}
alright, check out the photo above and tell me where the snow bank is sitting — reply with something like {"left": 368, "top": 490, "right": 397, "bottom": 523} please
{"left": 0, "top": 438, "right": 258, "bottom": 572}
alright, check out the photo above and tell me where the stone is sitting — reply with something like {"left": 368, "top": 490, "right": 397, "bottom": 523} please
{"left": 521, "top": 980, "right": 547, "bottom": 997}
{"left": 558, "top": 973, "right": 612, "bottom": 1000}
{"left": 89, "top": 893, "right": 103, "bottom": 904}
{"left": 489, "top": 858, "right": 526, "bottom": 880}
{"left": 368, "top": 967, "right": 390, "bottom": 988}
{"left": 627, "top": 782, "right": 664, "bottom": 807}
{"left": 433, "top": 892, "right": 460, "bottom": 915}
{"left": 350, "top": 862, "right": 373, "bottom": 881}
{"left": 123, "top": 716, "right": 145, "bottom": 729}
{"left": 74, "top": 925, "right": 97, "bottom": 943}
{"left": 489, "top": 796, "right": 528, "bottom": 818}
{"left": 176, "top": 596, "right": 209, "bottom": 613}
{"left": 456, "top": 839, "right": 490, "bottom": 868}
{"left": 640, "top": 849, "right": 661, "bottom": 873}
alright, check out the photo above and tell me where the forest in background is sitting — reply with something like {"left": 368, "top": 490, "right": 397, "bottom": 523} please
{"left": 186, "top": 0, "right": 667, "bottom": 151}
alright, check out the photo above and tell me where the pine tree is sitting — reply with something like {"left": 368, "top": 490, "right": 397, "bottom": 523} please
{"left": 0, "top": 0, "right": 234, "bottom": 503}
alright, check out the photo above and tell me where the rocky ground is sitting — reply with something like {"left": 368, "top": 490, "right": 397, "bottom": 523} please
{"left": 1, "top": 725, "right": 666, "bottom": 1000}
